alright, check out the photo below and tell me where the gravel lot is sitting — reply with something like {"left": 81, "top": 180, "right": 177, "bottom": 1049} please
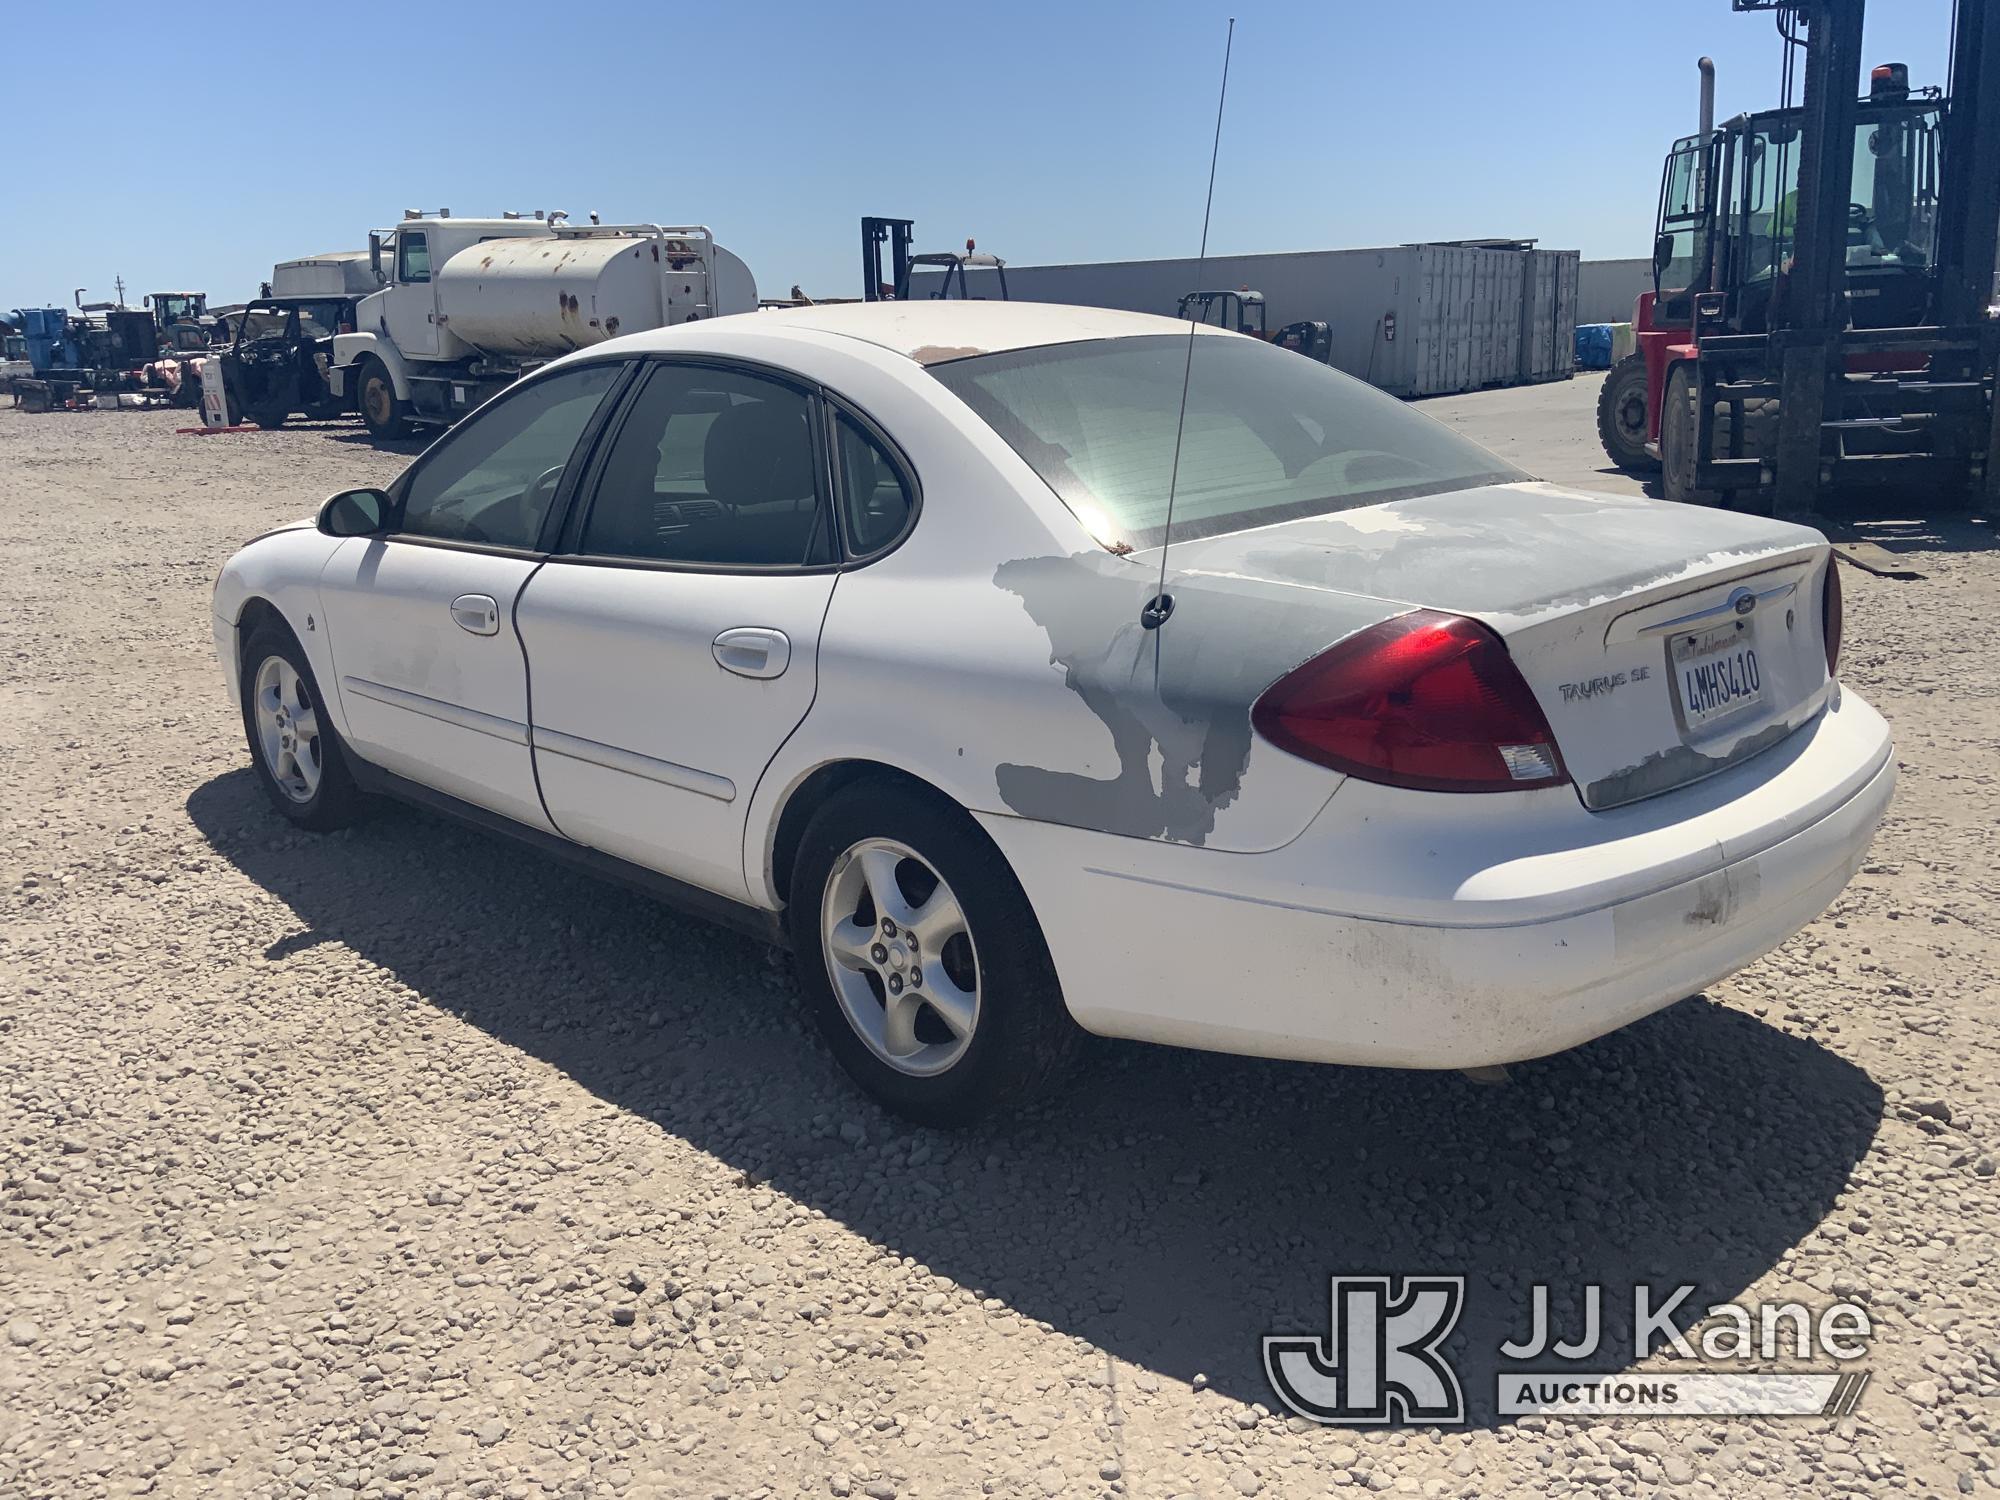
{"left": 3, "top": 383, "right": 1997, "bottom": 1499}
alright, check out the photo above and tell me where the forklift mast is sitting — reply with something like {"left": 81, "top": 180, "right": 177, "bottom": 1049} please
{"left": 861, "top": 217, "right": 915, "bottom": 302}
{"left": 861, "top": 217, "right": 1009, "bottom": 301}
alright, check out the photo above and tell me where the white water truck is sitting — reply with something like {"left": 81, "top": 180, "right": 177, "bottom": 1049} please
{"left": 330, "top": 210, "right": 756, "bottom": 438}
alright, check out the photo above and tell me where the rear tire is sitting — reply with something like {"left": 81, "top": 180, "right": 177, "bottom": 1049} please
{"left": 240, "top": 621, "right": 364, "bottom": 831}
{"left": 1596, "top": 353, "right": 1657, "bottom": 472}
{"left": 356, "top": 357, "right": 411, "bottom": 439}
{"left": 249, "top": 405, "right": 288, "bottom": 430}
{"left": 787, "top": 782, "right": 1079, "bottom": 1126}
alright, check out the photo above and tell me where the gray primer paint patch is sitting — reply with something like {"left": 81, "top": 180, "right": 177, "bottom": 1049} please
{"left": 992, "top": 551, "right": 1396, "bottom": 845}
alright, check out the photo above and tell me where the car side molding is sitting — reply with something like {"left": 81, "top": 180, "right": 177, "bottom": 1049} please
{"left": 530, "top": 726, "right": 736, "bottom": 802}
{"left": 341, "top": 675, "right": 529, "bottom": 746}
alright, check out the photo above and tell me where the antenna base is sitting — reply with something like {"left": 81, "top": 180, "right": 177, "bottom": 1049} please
{"left": 1140, "top": 593, "right": 1176, "bottom": 630}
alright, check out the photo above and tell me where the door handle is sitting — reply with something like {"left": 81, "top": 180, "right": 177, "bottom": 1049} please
{"left": 451, "top": 594, "right": 500, "bottom": 636}
{"left": 713, "top": 627, "right": 791, "bottom": 679}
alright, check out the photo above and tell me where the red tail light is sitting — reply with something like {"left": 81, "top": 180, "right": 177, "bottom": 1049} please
{"left": 1251, "top": 610, "right": 1568, "bottom": 793}
{"left": 1822, "top": 557, "right": 1843, "bottom": 676}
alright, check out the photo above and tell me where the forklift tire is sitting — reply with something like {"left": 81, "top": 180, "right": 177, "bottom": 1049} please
{"left": 249, "top": 406, "right": 289, "bottom": 430}
{"left": 1596, "top": 353, "right": 1657, "bottom": 472}
{"left": 1661, "top": 363, "right": 1723, "bottom": 507}
{"left": 356, "top": 358, "right": 412, "bottom": 440}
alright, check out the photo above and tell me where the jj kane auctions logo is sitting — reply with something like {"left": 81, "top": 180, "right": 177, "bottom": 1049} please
{"left": 1264, "top": 1276, "right": 1872, "bottom": 1424}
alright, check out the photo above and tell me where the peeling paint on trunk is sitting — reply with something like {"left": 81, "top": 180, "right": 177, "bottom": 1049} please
{"left": 1585, "top": 718, "right": 1798, "bottom": 809}
{"left": 1162, "top": 482, "right": 1821, "bottom": 628}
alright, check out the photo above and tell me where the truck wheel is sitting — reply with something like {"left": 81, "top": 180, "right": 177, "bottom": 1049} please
{"left": 249, "top": 405, "right": 288, "bottom": 430}
{"left": 356, "top": 358, "right": 411, "bottom": 439}
{"left": 1596, "top": 353, "right": 1657, "bottom": 472}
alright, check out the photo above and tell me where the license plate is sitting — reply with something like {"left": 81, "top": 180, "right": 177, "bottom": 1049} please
{"left": 1673, "top": 623, "right": 1764, "bottom": 728}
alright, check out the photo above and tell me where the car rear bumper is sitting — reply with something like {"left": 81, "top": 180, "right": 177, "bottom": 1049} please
{"left": 977, "top": 688, "right": 1894, "bottom": 1068}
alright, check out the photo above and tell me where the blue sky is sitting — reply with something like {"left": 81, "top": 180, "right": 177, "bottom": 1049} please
{"left": 1, "top": 0, "right": 1957, "bottom": 311}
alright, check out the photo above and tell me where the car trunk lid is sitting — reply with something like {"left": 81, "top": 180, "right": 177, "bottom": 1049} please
{"left": 1155, "top": 481, "right": 1834, "bottom": 809}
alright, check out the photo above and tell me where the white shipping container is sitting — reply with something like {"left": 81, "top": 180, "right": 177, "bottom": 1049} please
{"left": 1576, "top": 257, "right": 1655, "bottom": 326}
{"left": 908, "top": 242, "right": 1580, "bottom": 398}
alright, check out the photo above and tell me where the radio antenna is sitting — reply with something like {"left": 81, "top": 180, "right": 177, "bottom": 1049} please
{"left": 1144, "top": 14, "right": 1236, "bottom": 635}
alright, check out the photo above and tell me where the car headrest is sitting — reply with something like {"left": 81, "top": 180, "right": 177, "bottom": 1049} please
{"left": 704, "top": 399, "right": 812, "bottom": 505}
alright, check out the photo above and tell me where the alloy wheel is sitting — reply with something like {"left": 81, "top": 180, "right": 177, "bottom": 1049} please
{"left": 819, "top": 838, "right": 981, "bottom": 1077}
{"left": 252, "top": 655, "right": 322, "bottom": 803}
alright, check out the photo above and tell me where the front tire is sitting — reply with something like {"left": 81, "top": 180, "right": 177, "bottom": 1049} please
{"left": 1661, "top": 362, "right": 1723, "bottom": 506}
{"left": 240, "top": 622, "right": 364, "bottom": 831}
{"left": 787, "top": 784, "right": 1078, "bottom": 1126}
{"left": 356, "top": 357, "right": 411, "bottom": 439}
{"left": 1596, "top": 353, "right": 1657, "bottom": 472}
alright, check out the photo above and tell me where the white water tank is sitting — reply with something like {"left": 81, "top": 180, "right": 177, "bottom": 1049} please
{"left": 434, "top": 232, "right": 756, "bottom": 359}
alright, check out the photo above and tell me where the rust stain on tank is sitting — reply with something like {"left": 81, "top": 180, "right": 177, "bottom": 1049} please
{"left": 604, "top": 317, "right": 620, "bottom": 336}
{"left": 559, "top": 292, "right": 580, "bottom": 321}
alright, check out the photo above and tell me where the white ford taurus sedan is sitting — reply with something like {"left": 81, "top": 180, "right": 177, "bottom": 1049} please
{"left": 213, "top": 302, "right": 1894, "bottom": 1123}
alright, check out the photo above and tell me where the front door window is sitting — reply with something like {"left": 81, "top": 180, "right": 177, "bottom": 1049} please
{"left": 395, "top": 362, "right": 623, "bottom": 550}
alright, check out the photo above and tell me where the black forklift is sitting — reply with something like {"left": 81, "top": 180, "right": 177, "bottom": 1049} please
{"left": 1178, "top": 287, "right": 1266, "bottom": 335}
{"left": 1632, "top": 0, "right": 1999, "bottom": 514}
{"left": 1176, "top": 286, "right": 1334, "bottom": 362}
{"left": 862, "top": 217, "right": 1010, "bottom": 301}
{"left": 220, "top": 294, "right": 358, "bottom": 428}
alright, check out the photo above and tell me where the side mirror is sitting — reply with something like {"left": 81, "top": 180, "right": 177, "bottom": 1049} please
{"left": 318, "top": 488, "right": 392, "bottom": 537}
{"left": 1654, "top": 232, "right": 1677, "bottom": 274}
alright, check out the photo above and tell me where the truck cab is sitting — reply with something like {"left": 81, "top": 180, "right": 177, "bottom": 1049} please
{"left": 360, "top": 214, "right": 553, "bottom": 365}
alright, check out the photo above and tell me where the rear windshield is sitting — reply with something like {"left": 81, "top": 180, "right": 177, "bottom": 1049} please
{"left": 929, "top": 334, "right": 1525, "bottom": 550}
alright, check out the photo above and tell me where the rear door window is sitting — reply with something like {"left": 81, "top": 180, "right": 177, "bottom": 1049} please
{"left": 574, "top": 364, "right": 832, "bottom": 568}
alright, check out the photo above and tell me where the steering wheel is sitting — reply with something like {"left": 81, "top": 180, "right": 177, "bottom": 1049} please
{"left": 1847, "top": 201, "right": 1873, "bottom": 232}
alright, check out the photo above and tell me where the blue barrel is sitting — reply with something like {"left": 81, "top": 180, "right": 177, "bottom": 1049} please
{"left": 1573, "top": 323, "right": 1615, "bottom": 369}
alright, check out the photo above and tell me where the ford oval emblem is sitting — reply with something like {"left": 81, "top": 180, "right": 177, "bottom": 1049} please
{"left": 1731, "top": 588, "right": 1757, "bottom": 616}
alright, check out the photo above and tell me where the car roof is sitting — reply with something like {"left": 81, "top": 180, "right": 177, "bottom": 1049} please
{"left": 619, "top": 300, "right": 1236, "bottom": 366}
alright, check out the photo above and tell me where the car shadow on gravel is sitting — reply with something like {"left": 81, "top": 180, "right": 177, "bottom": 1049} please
{"left": 318, "top": 428, "right": 429, "bottom": 457}
{"left": 188, "top": 770, "right": 1884, "bottom": 1426}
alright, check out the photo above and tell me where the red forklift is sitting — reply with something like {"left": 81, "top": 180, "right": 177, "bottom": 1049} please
{"left": 1597, "top": 0, "right": 1999, "bottom": 514}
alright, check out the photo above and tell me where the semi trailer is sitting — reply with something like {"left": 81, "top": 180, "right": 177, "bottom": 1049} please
{"left": 330, "top": 210, "right": 756, "bottom": 438}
